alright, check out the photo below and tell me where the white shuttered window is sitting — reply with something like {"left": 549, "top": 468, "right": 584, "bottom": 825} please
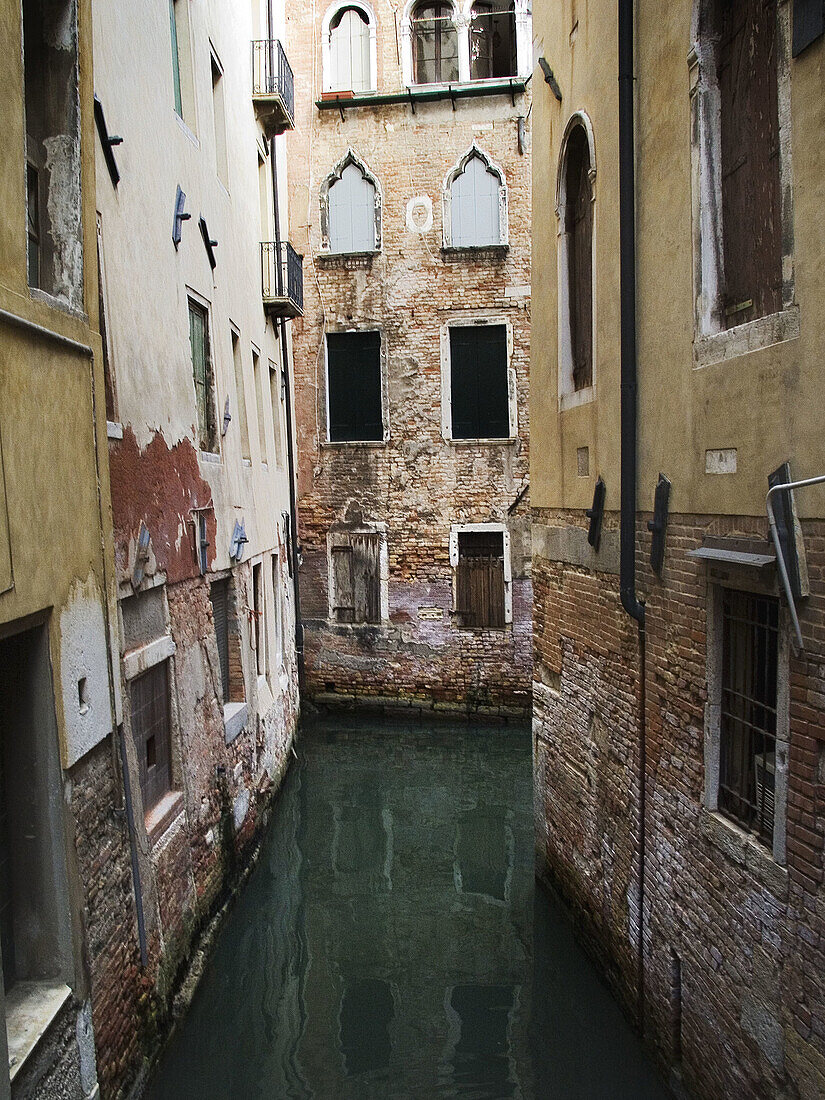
{"left": 329, "top": 163, "right": 376, "bottom": 253}
{"left": 330, "top": 7, "right": 371, "bottom": 92}
{"left": 450, "top": 154, "right": 500, "bottom": 247}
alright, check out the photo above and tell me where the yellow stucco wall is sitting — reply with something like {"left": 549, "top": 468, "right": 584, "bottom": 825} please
{"left": 0, "top": 0, "right": 117, "bottom": 766}
{"left": 532, "top": 0, "right": 825, "bottom": 520}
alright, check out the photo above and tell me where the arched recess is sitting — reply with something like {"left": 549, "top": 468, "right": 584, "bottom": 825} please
{"left": 556, "top": 112, "right": 597, "bottom": 406}
{"left": 320, "top": 149, "right": 383, "bottom": 254}
{"left": 401, "top": 0, "right": 462, "bottom": 85}
{"left": 443, "top": 144, "right": 508, "bottom": 249}
{"left": 322, "top": 1, "right": 378, "bottom": 93}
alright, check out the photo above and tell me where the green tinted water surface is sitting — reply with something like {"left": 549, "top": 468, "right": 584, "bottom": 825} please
{"left": 147, "top": 716, "right": 669, "bottom": 1099}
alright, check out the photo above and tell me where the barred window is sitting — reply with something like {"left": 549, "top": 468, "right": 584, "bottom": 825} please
{"left": 718, "top": 589, "right": 779, "bottom": 846}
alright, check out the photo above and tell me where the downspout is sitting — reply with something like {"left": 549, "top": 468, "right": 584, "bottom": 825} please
{"left": 618, "top": 0, "right": 646, "bottom": 1033}
{"left": 270, "top": 135, "right": 305, "bottom": 689}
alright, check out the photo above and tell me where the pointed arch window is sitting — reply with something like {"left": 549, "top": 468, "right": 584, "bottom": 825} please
{"left": 328, "top": 5, "right": 372, "bottom": 92}
{"left": 557, "top": 117, "right": 595, "bottom": 403}
{"left": 412, "top": 3, "right": 459, "bottom": 84}
{"left": 443, "top": 146, "right": 507, "bottom": 250}
{"left": 321, "top": 152, "right": 382, "bottom": 255}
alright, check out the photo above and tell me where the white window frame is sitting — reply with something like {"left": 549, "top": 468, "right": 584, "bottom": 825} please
{"left": 555, "top": 111, "right": 597, "bottom": 411}
{"left": 703, "top": 578, "right": 790, "bottom": 866}
{"left": 320, "top": 148, "right": 382, "bottom": 255}
{"left": 689, "top": 0, "right": 797, "bottom": 370}
{"left": 440, "top": 315, "right": 517, "bottom": 442}
{"left": 322, "top": 1, "right": 379, "bottom": 93}
{"left": 442, "top": 143, "right": 508, "bottom": 250}
{"left": 400, "top": 0, "right": 533, "bottom": 87}
{"left": 449, "top": 522, "right": 513, "bottom": 625}
{"left": 326, "top": 525, "right": 389, "bottom": 625}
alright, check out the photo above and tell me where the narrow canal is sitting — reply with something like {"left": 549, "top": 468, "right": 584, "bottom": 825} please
{"left": 147, "top": 715, "right": 668, "bottom": 1099}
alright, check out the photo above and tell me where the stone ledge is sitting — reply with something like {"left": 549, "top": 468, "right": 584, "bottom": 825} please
{"left": 700, "top": 810, "right": 789, "bottom": 898}
{"left": 6, "top": 981, "right": 71, "bottom": 1082}
{"left": 223, "top": 701, "right": 248, "bottom": 745}
{"left": 123, "top": 633, "right": 176, "bottom": 681}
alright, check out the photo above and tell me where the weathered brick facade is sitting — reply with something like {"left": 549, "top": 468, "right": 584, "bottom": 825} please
{"left": 534, "top": 507, "right": 825, "bottom": 1100}
{"left": 286, "top": 3, "right": 533, "bottom": 715}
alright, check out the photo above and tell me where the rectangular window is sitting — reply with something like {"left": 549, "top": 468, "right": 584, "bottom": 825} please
{"left": 131, "top": 661, "right": 173, "bottom": 813}
{"left": 327, "top": 332, "right": 383, "bottom": 442}
{"left": 232, "top": 329, "right": 251, "bottom": 462}
{"left": 211, "top": 51, "right": 229, "bottom": 188}
{"left": 210, "top": 579, "right": 230, "bottom": 702}
{"left": 713, "top": 0, "right": 782, "bottom": 327}
{"left": 271, "top": 553, "right": 283, "bottom": 670}
{"left": 269, "top": 360, "right": 283, "bottom": 465}
{"left": 718, "top": 589, "right": 779, "bottom": 845}
{"left": 331, "top": 534, "right": 380, "bottom": 624}
{"left": 253, "top": 562, "right": 265, "bottom": 676}
{"left": 189, "top": 299, "right": 218, "bottom": 453}
{"left": 449, "top": 325, "right": 510, "bottom": 439}
{"left": 169, "top": 0, "right": 183, "bottom": 115}
{"left": 456, "top": 530, "right": 505, "bottom": 628}
{"left": 258, "top": 151, "right": 271, "bottom": 241}
{"left": 23, "top": 0, "right": 82, "bottom": 308}
{"left": 253, "top": 348, "right": 267, "bottom": 463}
{"left": 169, "top": 0, "right": 194, "bottom": 123}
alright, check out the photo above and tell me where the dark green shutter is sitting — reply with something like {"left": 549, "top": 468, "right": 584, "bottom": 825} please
{"left": 210, "top": 579, "right": 230, "bottom": 702}
{"left": 793, "top": 0, "right": 825, "bottom": 56}
{"left": 450, "top": 325, "right": 509, "bottom": 439}
{"left": 328, "top": 332, "right": 382, "bottom": 442}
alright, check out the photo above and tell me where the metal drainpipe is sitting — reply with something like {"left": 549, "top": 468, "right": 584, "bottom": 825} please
{"left": 270, "top": 135, "right": 305, "bottom": 689}
{"left": 618, "top": 0, "right": 646, "bottom": 1034}
{"left": 767, "top": 474, "right": 825, "bottom": 652}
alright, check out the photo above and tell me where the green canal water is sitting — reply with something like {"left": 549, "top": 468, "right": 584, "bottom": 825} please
{"left": 147, "top": 715, "right": 669, "bottom": 1099}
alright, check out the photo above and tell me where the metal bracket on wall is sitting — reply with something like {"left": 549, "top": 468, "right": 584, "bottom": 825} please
{"left": 538, "top": 58, "right": 563, "bottom": 102}
{"left": 648, "top": 473, "right": 671, "bottom": 577}
{"left": 94, "top": 94, "right": 123, "bottom": 187}
{"left": 172, "top": 185, "right": 191, "bottom": 248}
{"left": 586, "top": 477, "right": 606, "bottom": 551}
{"left": 199, "top": 216, "right": 218, "bottom": 270}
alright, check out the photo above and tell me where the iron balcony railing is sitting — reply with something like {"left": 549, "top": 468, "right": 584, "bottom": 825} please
{"left": 251, "top": 39, "right": 295, "bottom": 129}
{"left": 261, "top": 241, "right": 304, "bottom": 317}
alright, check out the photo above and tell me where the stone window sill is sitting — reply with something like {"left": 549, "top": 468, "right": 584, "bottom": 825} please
{"left": 316, "top": 251, "right": 378, "bottom": 269}
{"left": 6, "top": 981, "right": 71, "bottom": 1082}
{"left": 321, "top": 439, "right": 387, "bottom": 449}
{"left": 199, "top": 451, "right": 221, "bottom": 465}
{"left": 123, "top": 634, "right": 176, "bottom": 682}
{"left": 693, "top": 305, "right": 800, "bottom": 369}
{"left": 145, "top": 790, "right": 184, "bottom": 846}
{"left": 224, "top": 701, "right": 248, "bottom": 745}
{"left": 559, "top": 384, "right": 595, "bottom": 412}
{"left": 446, "top": 436, "right": 517, "bottom": 446}
{"left": 700, "top": 809, "right": 788, "bottom": 898}
{"left": 441, "top": 245, "right": 509, "bottom": 261}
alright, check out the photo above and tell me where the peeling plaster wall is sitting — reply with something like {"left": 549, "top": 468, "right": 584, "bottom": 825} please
{"left": 59, "top": 573, "right": 110, "bottom": 767}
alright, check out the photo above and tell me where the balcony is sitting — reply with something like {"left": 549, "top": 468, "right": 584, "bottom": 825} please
{"left": 251, "top": 40, "right": 295, "bottom": 135}
{"left": 262, "top": 241, "right": 303, "bottom": 318}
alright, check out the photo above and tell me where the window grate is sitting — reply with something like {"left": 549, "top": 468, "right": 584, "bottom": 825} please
{"left": 131, "top": 661, "right": 172, "bottom": 812}
{"left": 718, "top": 589, "right": 778, "bottom": 846}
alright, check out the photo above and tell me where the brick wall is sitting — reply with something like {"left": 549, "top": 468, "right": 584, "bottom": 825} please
{"left": 286, "top": 5, "right": 533, "bottom": 712}
{"left": 533, "top": 505, "right": 825, "bottom": 1100}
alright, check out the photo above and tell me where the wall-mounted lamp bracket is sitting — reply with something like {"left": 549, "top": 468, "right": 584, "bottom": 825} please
{"left": 172, "top": 185, "right": 191, "bottom": 248}
{"left": 94, "top": 94, "right": 122, "bottom": 187}
{"left": 538, "top": 58, "right": 563, "bottom": 102}
{"left": 647, "top": 473, "right": 671, "bottom": 577}
{"left": 199, "top": 216, "right": 218, "bottom": 270}
{"left": 586, "top": 477, "right": 606, "bottom": 551}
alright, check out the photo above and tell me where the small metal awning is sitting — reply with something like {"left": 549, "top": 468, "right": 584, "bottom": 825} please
{"left": 687, "top": 546, "right": 776, "bottom": 570}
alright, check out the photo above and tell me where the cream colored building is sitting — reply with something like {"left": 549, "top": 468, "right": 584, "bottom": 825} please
{"left": 532, "top": 2, "right": 825, "bottom": 1098}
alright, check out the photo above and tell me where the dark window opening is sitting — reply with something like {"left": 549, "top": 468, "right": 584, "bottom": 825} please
{"left": 332, "top": 534, "right": 381, "bottom": 624}
{"left": 564, "top": 126, "right": 593, "bottom": 390}
{"left": 189, "top": 299, "right": 218, "bottom": 453}
{"left": 711, "top": 0, "right": 782, "bottom": 327}
{"left": 719, "top": 589, "right": 779, "bottom": 846}
{"left": 457, "top": 530, "right": 505, "bottom": 628}
{"left": 23, "top": 0, "right": 82, "bottom": 306}
{"left": 412, "top": 3, "right": 459, "bottom": 83}
{"left": 470, "top": 2, "right": 517, "bottom": 79}
{"left": 327, "top": 332, "right": 383, "bottom": 442}
{"left": 131, "top": 661, "right": 173, "bottom": 813}
{"left": 253, "top": 563, "right": 265, "bottom": 676}
{"left": 449, "top": 325, "right": 510, "bottom": 439}
{"left": 211, "top": 578, "right": 231, "bottom": 703}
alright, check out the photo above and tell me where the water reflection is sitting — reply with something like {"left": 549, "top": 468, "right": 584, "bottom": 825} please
{"left": 147, "top": 716, "right": 668, "bottom": 1100}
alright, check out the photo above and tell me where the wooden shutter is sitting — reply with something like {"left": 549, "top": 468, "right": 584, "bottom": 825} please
{"left": 457, "top": 532, "right": 505, "bottom": 628}
{"left": 131, "top": 662, "right": 172, "bottom": 811}
{"left": 716, "top": 0, "right": 782, "bottom": 325}
{"left": 332, "top": 545, "right": 355, "bottom": 622}
{"left": 329, "top": 163, "right": 375, "bottom": 253}
{"left": 566, "top": 127, "right": 593, "bottom": 390}
{"left": 352, "top": 534, "right": 380, "bottom": 623}
{"left": 327, "top": 332, "right": 382, "bottom": 441}
{"left": 793, "top": 0, "right": 825, "bottom": 56}
{"left": 189, "top": 300, "right": 215, "bottom": 451}
{"left": 210, "top": 579, "right": 230, "bottom": 702}
{"left": 450, "top": 326, "right": 509, "bottom": 439}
